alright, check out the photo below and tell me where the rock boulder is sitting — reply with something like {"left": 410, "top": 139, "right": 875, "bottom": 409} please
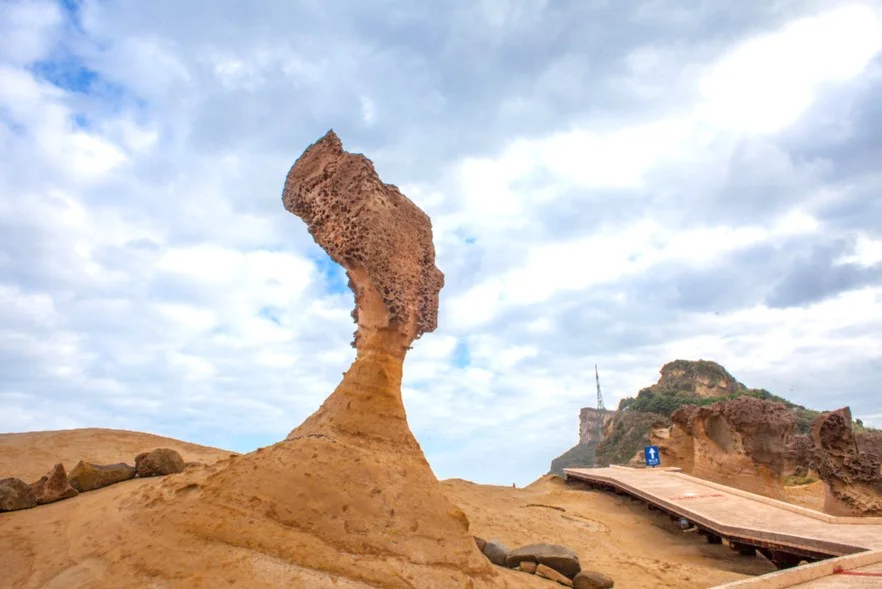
{"left": 506, "top": 543, "right": 581, "bottom": 579}
{"left": 135, "top": 448, "right": 185, "bottom": 477}
{"left": 68, "top": 461, "right": 135, "bottom": 492}
{"left": 482, "top": 540, "right": 510, "bottom": 567}
{"left": 574, "top": 570, "right": 615, "bottom": 589}
{"left": 536, "top": 563, "right": 574, "bottom": 586}
{"left": 29, "top": 464, "right": 78, "bottom": 505}
{"left": 0, "top": 477, "right": 37, "bottom": 512}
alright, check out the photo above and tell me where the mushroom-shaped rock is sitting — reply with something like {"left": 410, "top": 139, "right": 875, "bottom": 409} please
{"left": 135, "top": 448, "right": 185, "bottom": 477}
{"left": 0, "top": 477, "right": 37, "bottom": 512}
{"left": 68, "top": 461, "right": 135, "bottom": 492}
{"left": 29, "top": 463, "right": 78, "bottom": 505}
{"left": 506, "top": 543, "right": 581, "bottom": 579}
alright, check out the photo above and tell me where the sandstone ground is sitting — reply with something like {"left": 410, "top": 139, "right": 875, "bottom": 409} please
{"left": 1, "top": 428, "right": 776, "bottom": 588}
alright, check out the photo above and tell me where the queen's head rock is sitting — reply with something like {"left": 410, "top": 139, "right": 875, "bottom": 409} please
{"left": 282, "top": 130, "right": 444, "bottom": 355}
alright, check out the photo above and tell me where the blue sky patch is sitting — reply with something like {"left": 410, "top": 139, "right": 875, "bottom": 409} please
{"left": 311, "top": 251, "right": 349, "bottom": 295}
{"left": 259, "top": 306, "right": 282, "bottom": 326}
{"left": 32, "top": 58, "right": 98, "bottom": 94}
{"left": 452, "top": 340, "right": 470, "bottom": 368}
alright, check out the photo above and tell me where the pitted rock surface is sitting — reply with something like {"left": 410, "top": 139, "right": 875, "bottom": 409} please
{"left": 282, "top": 130, "right": 444, "bottom": 351}
{"left": 810, "top": 407, "right": 882, "bottom": 515}
{"left": 135, "top": 448, "right": 185, "bottom": 477}
{"left": 68, "top": 460, "right": 135, "bottom": 492}
{"left": 29, "top": 463, "right": 78, "bottom": 505}
{"left": 0, "top": 477, "right": 37, "bottom": 512}
{"left": 658, "top": 397, "right": 796, "bottom": 499}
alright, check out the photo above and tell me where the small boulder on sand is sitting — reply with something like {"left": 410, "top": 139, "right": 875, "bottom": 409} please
{"left": 506, "top": 543, "right": 581, "bottom": 579}
{"left": 574, "top": 570, "right": 615, "bottom": 589}
{"left": 519, "top": 561, "right": 538, "bottom": 574}
{"left": 29, "top": 464, "right": 78, "bottom": 505}
{"left": 482, "top": 540, "right": 510, "bottom": 567}
{"left": 135, "top": 448, "right": 185, "bottom": 477}
{"left": 537, "top": 563, "right": 574, "bottom": 587}
{"left": 68, "top": 461, "right": 136, "bottom": 492}
{"left": 0, "top": 478, "right": 37, "bottom": 512}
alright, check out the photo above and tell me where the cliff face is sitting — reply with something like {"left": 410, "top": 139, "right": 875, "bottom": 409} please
{"left": 810, "top": 408, "right": 882, "bottom": 516}
{"left": 579, "top": 408, "right": 611, "bottom": 444}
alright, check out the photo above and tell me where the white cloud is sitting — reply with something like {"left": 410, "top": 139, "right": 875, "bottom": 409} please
{"left": 697, "top": 4, "right": 882, "bottom": 134}
{"left": 0, "top": 0, "right": 62, "bottom": 64}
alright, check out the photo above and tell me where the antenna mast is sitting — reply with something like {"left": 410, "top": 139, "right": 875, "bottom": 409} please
{"left": 593, "top": 364, "right": 606, "bottom": 468}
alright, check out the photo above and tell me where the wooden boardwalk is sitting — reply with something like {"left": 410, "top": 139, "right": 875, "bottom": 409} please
{"left": 564, "top": 466, "right": 882, "bottom": 588}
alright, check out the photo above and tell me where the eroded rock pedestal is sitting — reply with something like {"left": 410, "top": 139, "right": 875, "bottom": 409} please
{"left": 810, "top": 407, "right": 882, "bottom": 516}
{"left": 178, "top": 131, "right": 492, "bottom": 586}
{"left": 0, "top": 132, "right": 503, "bottom": 589}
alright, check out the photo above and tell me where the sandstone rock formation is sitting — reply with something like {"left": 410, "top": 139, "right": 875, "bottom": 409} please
{"left": 645, "top": 360, "right": 743, "bottom": 400}
{"left": 29, "top": 463, "right": 78, "bottom": 505}
{"left": 548, "top": 408, "right": 610, "bottom": 475}
{"left": 652, "top": 397, "right": 795, "bottom": 499}
{"left": 67, "top": 460, "right": 136, "bottom": 492}
{"left": 579, "top": 408, "right": 611, "bottom": 445}
{"left": 0, "top": 477, "right": 37, "bottom": 512}
{"left": 135, "top": 448, "right": 185, "bottom": 477}
{"left": 810, "top": 407, "right": 882, "bottom": 516}
{"left": 282, "top": 130, "right": 444, "bottom": 352}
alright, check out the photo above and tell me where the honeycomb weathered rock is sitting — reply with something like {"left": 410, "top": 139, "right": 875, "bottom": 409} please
{"left": 282, "top": 130, "right": 444, "bottom": 353}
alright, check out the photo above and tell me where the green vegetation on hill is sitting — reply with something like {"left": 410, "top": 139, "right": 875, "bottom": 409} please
{"left": 594, "top": 412, "right": 671, "bottom": 467}
{"left": 548, "top": 441, "right": 598, "bottom": 475}
{"left": 615, "top": 360, "right": 820, "bottom": 434}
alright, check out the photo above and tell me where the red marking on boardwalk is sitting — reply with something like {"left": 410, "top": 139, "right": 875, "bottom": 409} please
{"left": 833, "top": 565, "right": 882, "bottom": 577}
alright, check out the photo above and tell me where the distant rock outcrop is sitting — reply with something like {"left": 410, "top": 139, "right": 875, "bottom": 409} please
{"left": 652, "top": 397, "right": 795, "bottom": 498}
{"left": 810, "top": 407, "right": 882, "bottom": 516}
{"left": 579, "top": 408, "right": 611, "bottom": 444}
{"left": 654, "top": 360, "right": 743, "bottom": 399}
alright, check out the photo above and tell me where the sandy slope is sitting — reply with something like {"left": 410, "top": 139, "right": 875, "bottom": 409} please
{"left": 445, "top": 476, "right": 774, "bottom": 589}
{"left": 0, "top": 428, "right": 776, "bottom": 588}
{"left": 0, "top": 428, "right": 236, "bottom": 480}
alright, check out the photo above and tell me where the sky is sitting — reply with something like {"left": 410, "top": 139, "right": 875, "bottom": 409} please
{"left": 1, "top": 0, "right": 881, "bottom": 487}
